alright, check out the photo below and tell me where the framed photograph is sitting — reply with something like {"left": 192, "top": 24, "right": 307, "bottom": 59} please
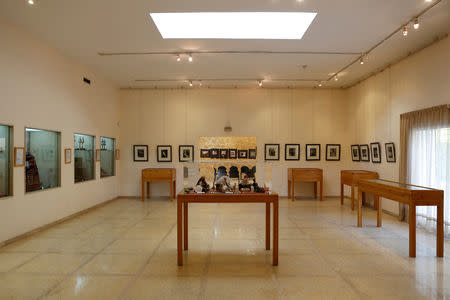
{"left": 229, "top": 149, "right": 237, "bottom": 159}
{"left": 360, "top": 144, "right": 370, "bottom": 162}
{"left": 64, "top": 148, "right": 72, "bottom": 164}
{"left": 306, "top": 144, "right": 321, "bottom": 161}
{"left": 200, "top": 149, "right": 210, "bottom": 158}
{"left": 210, "top": 148, "right": 219, "bottom": 159}
{"left": 385, "top": 143, "right": 396, "bottom": 163}
{"left": 285, "top": 144, "right": 300, "bottom": 161}
{"left": 265, "top": 144, "right": 280, "bottom": 161}
{"left": 220, "top": 149, "right": 229, "bottom": 159}
{"left": 179, "top": 145, "right": 194, "bottom": 162}
{"left": 238, "top": 149, "right": 248, "bottom": 159}
{"left": 96, "top": 149, "right": 101, "bottom": 162}
{"left": 133, "top": 145, "right": 148, "bottom": 162}
{"left": 157, "top": 145, "right": 172, "bottom": 162}
{"left": 326, "top": 144, "right": 341, "bottom": 161}
{"left": 351, "top": 145, "right": 360, "bottom": 162}
{"left": 370, "top": 142, "right": 382, "bottom": 163}
{"left": 248, "top": 149, "right": 257, "bottom": 159}
{"left": 14, "top": 147, "right": 25, "bottom": 167}
{"left": 115, "top": 149, "right": 120, "bottom": 160}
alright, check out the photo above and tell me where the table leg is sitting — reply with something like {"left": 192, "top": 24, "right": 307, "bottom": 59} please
{"left": 288, "top": 180, "right": 291, "bottom": 198}
{"left": 141, "top": 180, "right": 145, "bottom": 202}
{"left": 409, "top": 204, "right": 416, "bottom": 258}
{"left": 340, "top": 183, "right": 344, "bottom": 205}
{"left": 362, "top": 192, "right": 366, "bottom": 205}
{"left": 273, "top": 199, "right": 279, "bottom": 266}
{"left": 146, "top": 182, "right": 150, "bottom": 199}
{"left": 173, "top": 180, "right": 177, "bottom": 199}
{"left": 184, "top": 202, "right": 188, "bottom": 250}
{"left": 266, "top": 202, "right": 270, "bottom": 250}
{"left": 314, "top": 182, "right": 317, "bottom": 199}
{"left": 291, "top": 180, "right": 295, "bottom": 201}
{"left": 357, "top": 190, "right": 362, "bottom": 227}
{"left": 170, "top": 180, "right": 173, "bottom": 201}
{"left": 351, "top": 185, "right": 355, "bottom": 210}
{"left": 437, "top": 201, "right": 444, "bottom": 257}
{"left": 177, "top": 199, "right": 183, "bottom": 266}
{"left": 320, "top": 180, "right": 323, "bottom": 201}
{"left": 376, "top": 196, "right": 382, "bottom": 227}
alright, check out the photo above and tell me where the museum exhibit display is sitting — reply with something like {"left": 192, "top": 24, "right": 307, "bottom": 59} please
{"left": 285, "top": 144, "right": 300, "bottom": 161}
{"left": 25, "top": 128, "right": 61, "bottom": 192}
{"left": 0, "top": 124, "right": 12, "bottom": 198}
{"left": 359, "top": 144, "right": 370, "bottom": 162}
{"left": 326, "top": 144, "right": 341, "bottom": 161}
{"left": 370, "top": 142, "right": 382, "bottom": 163}
{"left": 157, "top": 145, "right": 172, "bottom": 162}
{"left": 340, "top": 170, "right": 379, "bottom": 210}
{"left": 133, "top": 145, "right": 148, "bottom": 162}
{"left": 306, "top": 144, "right": 321, "bottom": 161}
{"left": 385, "top": 142, "right": 396, "bottom": 162}
{"left": 141, "top": 168, "right": 176, "bottom": 201}
{"left": 288, "top": 168, "right": 323, "bottom": 201}
{"left": 100, "top": 136, "right": 115, "bottom": 177}
{"left": 351, "top": 145, "right": 361, "bottom": 161}
{"left": 74, "top": 134, "right": 95, "bottom": 182}
{"left": 179, "top": 145, "right": 194, "bottom": 162}
{"left": 264, "top": 144, "right": 280, "bottom": 161}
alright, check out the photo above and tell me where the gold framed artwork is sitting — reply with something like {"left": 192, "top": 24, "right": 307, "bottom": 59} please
{"left": 64, "top": 148, "right": 72, "bottom": 164}
{"left": 14, "top": 147, "right": 25, "bottom": 167}
{"left": 96, "top": 149, "right": 101, "bottom": 162}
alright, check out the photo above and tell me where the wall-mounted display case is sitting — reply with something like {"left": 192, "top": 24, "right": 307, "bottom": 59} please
{"left": 100, "top": 136, "right": 115, "bottom": 178}
{"left": 74, "top": 134, "right": 95, "bottom": 183}
{"left": 25, "top": 128, "right": 61, "bottom": 193}
{"left": 0, "top": 124, "right": 12, "bottom": 198}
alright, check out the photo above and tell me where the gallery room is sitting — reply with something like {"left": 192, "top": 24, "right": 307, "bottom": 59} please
{"left": 0, "top": 0, "right": 449, "bottom": 298}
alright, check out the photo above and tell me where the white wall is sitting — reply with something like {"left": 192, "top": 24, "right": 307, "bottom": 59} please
{"left": 348, "top": 35, "right": 450, "bottom": 214}
{"left": 119, "top": 88, "right": 352, "bottom": 198}
{"left": 0, "top": 19, "right": 121, "bottom": 243}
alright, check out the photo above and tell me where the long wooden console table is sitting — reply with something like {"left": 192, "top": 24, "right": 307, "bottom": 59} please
{"left": 357, "top": 178, "right": 444, "bottom": 257}
{"left": 288, "top": 168, "right": 323, "bottom": 201}
{"left": 177, "top": 192, "right": 279, "bottom": 266}
{"left": 340, "top": 170, "right": 379, "bottom": 210}
{"left": 141, "top": 168, "right": 176, "bottom": 201}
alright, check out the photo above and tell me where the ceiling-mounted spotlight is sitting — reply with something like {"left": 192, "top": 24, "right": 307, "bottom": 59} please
{"left": 413, "top": 18, "right": 420, "bottom": 30}
{"left": 27, "top": 0, "right": 34, "bottom": 4}
{"left": 402, "top": 26, "right": 408, "bottom": 36}
{"left": 199, "top": 81, "right": 202, "bottom": 87}
{"left": 176, "top": 55, "right": 181, "bottom": 62}
{"left": 318, "top": 82, "right": 323, "bottom": 87}
{"left": 188, "top": 54, "right": 193, "bottom": 62}
{"left": 334, "top": 76, "right": 338, "bottom": 81}
{"left": 258, "top": 80, "right": 263, "bottom": 87}
{"left": 189, "top": 81, "right": 193, "bottom": 87}
{"left": 360, "top": 57, "right": 365, "bottom": 65}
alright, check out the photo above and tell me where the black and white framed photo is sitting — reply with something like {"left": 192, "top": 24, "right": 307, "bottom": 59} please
{"left": 200, "top": 149, "right": 210, "bottom": 158}
{"left": 306, "top": 144, "right": 321, "bottom": 161}
{"left": 133, "top": 145, "right": 148, "bottom": 162}
{"left": 326, "top": 144, "right": 341, "bottom": 161}
{"left": 351, "top": 145, "right": 360, "bottom": 162}
{"left": 157, "top": 145, "right": 172, "bottom": 162}
{"left": 370, "top": 142, "right": 381, "bottom": 163}
{"left": 220, "top": 149, "right": 229, "bottom": 159}
{"left": 179, "top": 145, "right": 194, "bottom": 162}
{"left": 229, "top": 149, "right": 237, "bottom": 159}
{"left": 238, "top": 150, "right": 248, "bottom": 159}
{"left": 385, "top": 143, "right": 396, "bottom": 163}
{"left": 210, "top": 148, "right": 219, "bottom": 159}
{"left": 285, "top": 144, "right": 300, "bottom": 161}
{"left": 360, "top": 144, "right": 370, "bottom": 162}
{"left": 264, "top": 144, "right": 280, "bottom": 161}
{"left": 248, "top": 149, "right": 257, "bottom": 159}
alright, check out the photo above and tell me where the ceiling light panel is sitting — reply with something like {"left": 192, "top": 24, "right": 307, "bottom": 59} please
{"left": 150, "top": 12, "right": 317, "bottom": 39}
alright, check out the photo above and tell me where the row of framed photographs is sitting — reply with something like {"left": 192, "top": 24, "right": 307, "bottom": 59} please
{"left": 265, "top": 144, "right": 341, "bottom": 161}
{"left": 133, "top": 145, "right": 194, "bottom": 162}
{"left": 200, "top": 148, "right": 257, "bottom": 159}
{"left": 351, "top": 142, "right": 396, "bottom": 163}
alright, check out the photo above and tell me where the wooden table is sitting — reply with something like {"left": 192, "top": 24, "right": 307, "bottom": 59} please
{"left": 141, "top": 168, "right": 176, "bottom": 201}
{"left": 288, "top": 168, "right": 323, "bottom": 201}
{"left": 340, "top": 170, "right": 379, "bottom": 210}
{"left": 177, "top": 192, "right": 279, "bottom": 266}
{"left": 357, "top": 179, "right": 444, "bottom": 258}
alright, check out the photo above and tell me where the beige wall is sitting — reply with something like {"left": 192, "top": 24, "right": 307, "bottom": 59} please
{"left": 0, "top": 19, "right": 120, "bottom": 243}
{"left": 348, "top": 35, "right": 450, "bottom": 214}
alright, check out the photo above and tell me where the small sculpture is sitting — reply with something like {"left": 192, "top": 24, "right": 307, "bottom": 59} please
{"left": 195, "top": 176, "right": 210, "bottom": 193}
{"left": 215, "top": 175, "right": 233, "bottom": 193}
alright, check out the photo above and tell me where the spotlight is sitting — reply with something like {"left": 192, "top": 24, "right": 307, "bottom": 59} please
{"left": 402, "top": 26, "right": 408, "bottom": 36}
{"left": 176, "top": 55, "right": 181, "bottom": 62}
{"left": 258, "top": 80, "right": 263, "bottom": 87}
{"left": 425, "top": 0, "right": 432, "bottom": 2}
{"left": 189, "top": 81, "right": 193, "bottom": 87}
{"left": 318, "top": 82, "right": 322, "bottom": 87}
{"left": 199, "top": 81, "right": 202, "bottom": 87}
{"left": 360, "top": 57, "right": 365, "bottom": 65}
{"left": 413, "top": 18, "right": 420, "bottom": 30}
{"left": 334, "top": 76, "right": 338, "bottom": 81}
{"left": 188, "top": 54, "right": 193, "bottom": 62}
{"left": 27, "top": 0, "right": 34, "bottom": 4}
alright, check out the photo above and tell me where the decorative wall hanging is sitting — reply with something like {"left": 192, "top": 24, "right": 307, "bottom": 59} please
{"left": 14, "top": 147, "right": 25, "bottom": 167}
{"left": 238, "top": 149, "right": 248, "bottom": 159}
{"left": 385, "top": 143, "right": 396, "bottom": 163}
{"left": 248, "top": 149, "right": 257, "bottom": 159}
{"left": 264, "top": 144, "right": 280, "bottom": 161}
{"left": 285, "top": 144, "right": 300, "bottom": 161}
{"left": 306, "top": 144, "right": 321, "bottom": 161}
{"left": 157, "top": 145, "right": 172, "bottom": 162}
{"left": 326, "top": 144, "right": 341, "bottom": 161}
{"left": 96, "top": 149, "right": 101, "bottom": 162}
{"left": 133, "top": 145, "right": 148, "bottom": 162}
{"left": 64, "top": 148, "right": 72, "bottom": 164}
{"left": 360, "top": 144, "right": 370, "bottom": 162}
{"left": 179, "top": 145, "right": 194, "bottom": 162}
{"left": 229, "top": 149, "right": 237, "bottom": 159}
{"left": 115, "top": 149, "right": 120, "bottom": 160}
{"left": 210, "top": 148, "right": 219, "bottom": 159}
{"left": 200, "top": 149, "right": 210, "bottom": 158}
{"left": 351, "top": 145, "right": 360, "bottom": 162}
{"left": 370, "top": 142, "right": 382, "bottom": 163}
{"left": 220, "top": 149, "right": 229, "bottom": 159}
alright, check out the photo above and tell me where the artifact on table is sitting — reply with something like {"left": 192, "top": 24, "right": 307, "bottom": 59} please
{"left": 195, "top": 176, "right": 210, "bottom": 193}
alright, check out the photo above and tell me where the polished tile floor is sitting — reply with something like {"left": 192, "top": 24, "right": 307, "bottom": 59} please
{"left": 0, "top": 196, "right": 448, "bottom": 299}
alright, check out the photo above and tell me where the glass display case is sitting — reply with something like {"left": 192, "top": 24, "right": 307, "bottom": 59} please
{"left": 25, "top": 128, "right": 61, "bottom": 192}
{"left": 100, "top": 136, "right": 115, "bottom": 178}
{"left": 74, "top": 134, "right": 95, "bottom": 183}
{"left": 0, "top": 125, "right": 12, "bottom": 198}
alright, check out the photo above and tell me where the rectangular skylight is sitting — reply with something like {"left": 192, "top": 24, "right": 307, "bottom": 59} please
{"left": 150, "top": 12, "right": 317, "bottom": 40}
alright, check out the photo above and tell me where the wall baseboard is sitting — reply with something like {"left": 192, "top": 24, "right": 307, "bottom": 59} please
{"left": 0, "top": 197, "right": 119, "bottom": 249}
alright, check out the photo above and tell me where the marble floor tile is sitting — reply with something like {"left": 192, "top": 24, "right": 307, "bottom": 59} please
{"left": 15, "top": 253, "right": 93, "bottom": 274}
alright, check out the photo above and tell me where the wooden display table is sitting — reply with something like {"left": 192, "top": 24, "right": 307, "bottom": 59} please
{"left": 340, "top": 170, "right": 379, "bottom": 210}
{"left": 141, "top": 168, "right": 176, "bottom": 201}
{"left": 357, "top": 179, "right": 444, "bottom": 258}
{"left": 288, "top": 168, "right": 323, "bottom": 201}
{"left": 177, "top": 192, "right": 279, "bottom": 266}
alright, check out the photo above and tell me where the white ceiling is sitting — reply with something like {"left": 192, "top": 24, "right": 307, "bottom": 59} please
{"left": 0, "top": 0, "right": 449, "bottom": 88}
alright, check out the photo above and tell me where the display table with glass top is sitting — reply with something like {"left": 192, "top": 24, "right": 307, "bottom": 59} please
{"left": 288, "top": 168, "right": 323, "bottom": 201}
{"left": 177, "top": 191, "right": 279, "bottom": 266}
{"left": 357, "top": 178, "right": 444, "bottom": 257}
{"left": 141, "top": 168, "right": 176, "bottom": 201}
{"left": 340, "top": 170, "right": 379, "bottom": 210}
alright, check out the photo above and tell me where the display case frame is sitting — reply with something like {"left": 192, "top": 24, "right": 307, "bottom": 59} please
{"left": 74, "top": 133, "right": 96, "bottom": 183}
{"left": 100, "top": 136, "right": 116, "bottom": 178}
{"left": 0, "top": 124, "right": 13, "bottom": 198}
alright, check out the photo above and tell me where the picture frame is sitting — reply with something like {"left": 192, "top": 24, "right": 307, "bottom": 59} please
{"left": 306, "top": 144, "right": 321, "bottom": 161}
{"left": 359, "top": 144, "right": 370, "bottom": 162}
{"left": 229, "top": 149, "right": 237, "bottom": 159}
{"left": 238, "top": 149, "right": 248, "bottom": 159}
{"left": 115, "top": 149, "right": 120, "bottom": 160}
{"left": 285, "top": 144, "right": 300, "bottom": 161}
{"left": 133, "top": 145, "right": 148, "bottom": 162}
{"left": 14, "top": 147, "right": 25, "bottom": 167}
{"left": 96, "top": 149, "right": 101, "bottom": 162}
{"left": 264, "top": 144, "right": 280, "bottom": 161}
{"left": 210, "top": 148, "right": 219, "bottom": 159}
{"left": 370, "top": 142, "right": 382, "bottom": 163}
{"left": 64, "top": 148, "right": 72, "bottom": 164}
{"left": 157, "top": 145, "right": 172, "bottom": 162}
{"left": 326, "top": 144, "right": 341, "bottom": 161}
{"left": 248, "top": 149, "right": 257, "bottom": 159}
{"left": 351, "top": 145, "right": 360, "bottom": 162}
{"left": 219, "top": 149, "right": 229, "bottom": 159}
{"left": 200, "top": 149, "right": 210, "bottom": 158}
{"left": 385, "top": 143, "right": 396, "bottom": 163}
{"left": 179, "top": 145, "right": 194, "bottom": 162}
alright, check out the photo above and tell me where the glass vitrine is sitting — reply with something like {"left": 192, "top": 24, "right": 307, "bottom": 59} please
{"left": 25, "top": 128, "right": 61, "bottom": 192}
{"left": 74, "top": 134, "right": 95, "bottom": 182}
{"left": 100, "top": 137, "right": 115, "bottom": 178}
{"left": 0, "top": 125, "right": 12, "bottom": 198}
